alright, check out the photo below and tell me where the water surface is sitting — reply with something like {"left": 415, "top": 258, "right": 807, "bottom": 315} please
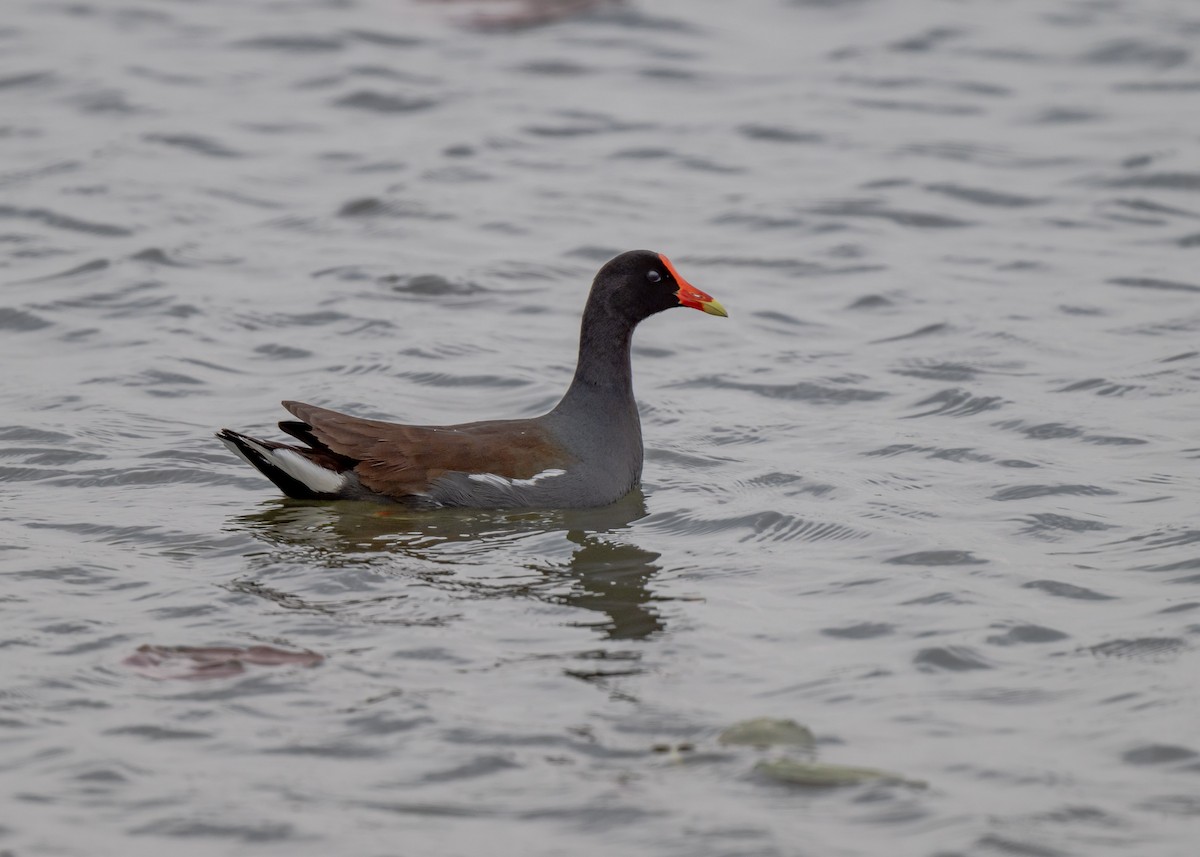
{"left": 3, "top": 0, "right": 1200, "bottom": 854}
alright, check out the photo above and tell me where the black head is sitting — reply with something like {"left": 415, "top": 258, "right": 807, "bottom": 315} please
{"left": 589, "top": 250, "right": 727, "bottom": 324}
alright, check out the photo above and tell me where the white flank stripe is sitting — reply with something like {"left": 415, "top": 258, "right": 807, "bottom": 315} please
{"left": 467, "top": 473, "right": 511, "bottom": 489}
{"left": 468, "top": 468, "right": 566, "bottom": 489}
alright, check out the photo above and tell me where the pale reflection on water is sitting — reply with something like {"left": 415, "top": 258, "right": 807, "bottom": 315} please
{"left": 229, "top": 492, "right": 664, "bottom": 640}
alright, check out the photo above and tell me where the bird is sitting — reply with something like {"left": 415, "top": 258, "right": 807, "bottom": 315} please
{"left": 217, "top": 249, "right": 727, "bottom": 508}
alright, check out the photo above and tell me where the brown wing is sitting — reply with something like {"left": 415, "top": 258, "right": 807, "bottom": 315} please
{"left": 281, "top": 400, "right": 571, "bottom": 499}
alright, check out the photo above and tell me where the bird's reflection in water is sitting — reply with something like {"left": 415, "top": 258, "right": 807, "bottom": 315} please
{"left": 227, "top": 490, "right": 664, "bottom": 641}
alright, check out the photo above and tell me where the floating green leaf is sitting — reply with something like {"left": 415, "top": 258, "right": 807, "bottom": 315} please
{"left": 718, "top": 718, "right": 816, "bottom": 749}
{"left": 755, "top": 758, "right": 926, "bottom": 789}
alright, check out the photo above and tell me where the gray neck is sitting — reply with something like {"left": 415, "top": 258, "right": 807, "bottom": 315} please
{"left": 554, "top": 302, "right": 638, "bottom": 416}
{"left": 548, "top": 300, "right": 645, "bottom": 496}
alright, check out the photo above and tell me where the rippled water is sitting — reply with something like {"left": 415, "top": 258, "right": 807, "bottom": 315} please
{"left": 3, "top": 0, "right": 1200, "bottom": 854}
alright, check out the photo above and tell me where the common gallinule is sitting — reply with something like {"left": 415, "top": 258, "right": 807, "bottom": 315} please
{"left": 217, "top": 250, "right": 727, "bottom": 508}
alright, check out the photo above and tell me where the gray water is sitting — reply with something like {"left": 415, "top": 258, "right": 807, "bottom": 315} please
{"left": 3, "top": 0, "right": 1200, "bottom": 854}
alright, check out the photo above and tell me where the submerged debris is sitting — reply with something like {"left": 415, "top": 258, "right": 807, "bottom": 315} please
{"left": 124, "top": 644, "right": 324, "bottom": 680}
{"left": 716, "top": 717, "right": 925, "bottom": 789}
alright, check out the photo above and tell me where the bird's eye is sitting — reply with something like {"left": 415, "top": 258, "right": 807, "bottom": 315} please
{"left": 647, "top": 270, "right": 662, "bottom": 283}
